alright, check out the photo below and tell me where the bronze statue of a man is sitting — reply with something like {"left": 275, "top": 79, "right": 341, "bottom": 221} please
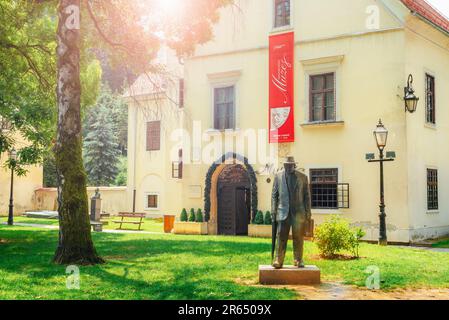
{"left": 271, "top": 156, "right": 312, "bottom": 269}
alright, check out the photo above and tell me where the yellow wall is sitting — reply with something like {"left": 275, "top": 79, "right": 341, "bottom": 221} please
{"left": 33, "top": 187, "right": 129, "bottom": 215}
{"left": 404, "top": 15, "right": 449, "bottom": 240}
{"left": 0, "top": 150, "right": 43, "bottom": 216}
{"left": 126, "top": 0, "right": 449, "bottom": 242}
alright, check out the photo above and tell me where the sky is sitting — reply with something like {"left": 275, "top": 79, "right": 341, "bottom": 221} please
{"left": 426, "top": 0, "right": 449, "bottom": 18}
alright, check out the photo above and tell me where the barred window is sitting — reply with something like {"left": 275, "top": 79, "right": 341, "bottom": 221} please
{"left": 214, "top": 86, "right": 235, "bottom": 130}
{"left": 310, "top": 73, "right": 336, "bottom": 122}
{"left": 426, "top": 74, "right": 436, "bottom": 124}
{"left": 427, "top": 169, "right": 438, "bottom": 211}
{"left": 310, "top": 169, "right": 338, "bottom": 209}
{"left": 274, "top": 0, "right": 291, "bottom": 28}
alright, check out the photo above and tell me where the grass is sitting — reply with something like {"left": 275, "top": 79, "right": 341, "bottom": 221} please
{"left": 5, "top": 216, "right": 164, "bottom": 233}
{"left": 1, "top": 224, "right": 449, "bottom": 300}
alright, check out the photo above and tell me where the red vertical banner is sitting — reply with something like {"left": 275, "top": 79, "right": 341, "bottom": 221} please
{"left": 269, "top": 32, "right": 295, "bottom": 143}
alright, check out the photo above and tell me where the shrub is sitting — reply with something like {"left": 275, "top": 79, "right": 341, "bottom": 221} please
{"left": 314, "top": 215, "right": 365, "bottom": 259}
{"left": 180, "top": 208, "right": 188, "bottom": 222}
{"left": 264, "top": 211, "right": 272, "bottom": 225}
{"left": 188, "top": 208, "right": 196, "bottom": 222}
{"left": 254, "top": 211, "right": 264, "bottom": 225}
{"left": 349, "top": 227, "right": 366, "bottom": 258}
{"left": 196, "top": 209, "right": 204, "bottom": 223}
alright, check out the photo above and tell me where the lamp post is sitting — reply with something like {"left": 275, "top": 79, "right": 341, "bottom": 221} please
{"left": 404, "top": 74, "right": 419, "bottom": 113}
{"left": 367, "top": 120, "right": 395, "bottom": 246}
{"left": 7, "top": 148, "right": 17, "bottom": 226}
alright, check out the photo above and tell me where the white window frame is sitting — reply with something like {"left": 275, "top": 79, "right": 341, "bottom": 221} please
{"left": 270, "top": 0, "right": 294, "bottom": 33}
{"left": 144, "top": 192, "right": 160, "bottom": 211}
{"left": 301, "top": 55, "right": 344, "bottom": 125}
{"left": 207, "top": 71, "right": 241, "bottom": 133}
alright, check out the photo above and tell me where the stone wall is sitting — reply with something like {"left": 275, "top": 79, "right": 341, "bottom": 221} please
{"left": 33, "top": 187, "right": 129, "bottom": 216}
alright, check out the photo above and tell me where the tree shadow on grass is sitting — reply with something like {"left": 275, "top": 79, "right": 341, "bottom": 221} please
{"left": 0, "top": 227, "right": 297, "bottom": 299}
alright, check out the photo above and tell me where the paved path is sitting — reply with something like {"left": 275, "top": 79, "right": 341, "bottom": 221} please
{"left": 1, "top": 222, "right": 166, "bottom": 235}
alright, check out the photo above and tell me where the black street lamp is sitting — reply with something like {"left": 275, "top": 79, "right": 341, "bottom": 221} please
{"left": 7, "top": 148, "right": 17, "bottom": 226}
{"left": 404, "top": 74, "right": 419, "bottom": 113}
{"left": 366, "top": 120, "right": 395, "bottom": 246}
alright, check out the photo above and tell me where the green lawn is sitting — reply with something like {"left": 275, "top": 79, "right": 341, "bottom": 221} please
{"left": 7, "top": 216, "right": 164, "bottom": 233}
{"left": 1, "top": 224, "right": 449, "bottom": 300}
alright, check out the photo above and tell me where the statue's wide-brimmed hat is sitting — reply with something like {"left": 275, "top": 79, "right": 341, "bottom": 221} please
{"left": 283, "top": 156, "right": 298, "bottom": 164}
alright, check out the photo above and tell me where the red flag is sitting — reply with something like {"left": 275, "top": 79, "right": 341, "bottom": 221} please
{"left": 269, "top": 32, "right": 295, "bottom": 143}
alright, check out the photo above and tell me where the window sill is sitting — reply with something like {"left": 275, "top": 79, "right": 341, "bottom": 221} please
{"left": 270, "top": 25, "right": 294, "bottom": 35}
{"left": 144, "top": 208, "right": 160, "bottom": 212}
{"left": 424, "top": 123, "right": 437, "bottom": 130}
{"left": 427, "top": 210, "right": 439, "bottom": 215}
{"left": 300, "top": 121, "right": 345, "bottom": 128}
{"left": 205, "top": 128, "right": 241, "bottom": 135}
{"left": 312, "top": 209, "right": 344, "bottom": 215}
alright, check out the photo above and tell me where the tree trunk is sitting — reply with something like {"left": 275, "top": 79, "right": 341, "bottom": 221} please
{"left": 53, "top": 0, "right": 104, "bottom": 265}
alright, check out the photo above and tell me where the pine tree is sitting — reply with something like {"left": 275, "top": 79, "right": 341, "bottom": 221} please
{"left": 83, "top": 104, "right": 120, "bottom": 186}
{"left": 189, "top": 208, "right": 196, "bottom": 222}
{"left": 180, "top": 208, "right": 188, "bottom": 222}
{"left": 254, "top": 211, "right": 264, "bottom": 225}
{"left": 196, "top": 209, "right": 204, "bottom": 223}
{"left": 264, "top": 211, "right": 272, "bottom": 225}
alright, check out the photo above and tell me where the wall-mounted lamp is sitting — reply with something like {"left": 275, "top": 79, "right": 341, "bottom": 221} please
{"left": 404, "top": 74, "right": 419, "bottom": 113}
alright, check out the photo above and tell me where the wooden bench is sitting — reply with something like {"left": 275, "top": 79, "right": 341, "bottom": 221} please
{"left": 112, "top": 212, "right": 145, "bottom": 230}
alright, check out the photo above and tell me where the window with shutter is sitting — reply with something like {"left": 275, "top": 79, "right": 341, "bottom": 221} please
{"left": 146, "top": 121, "right": 161, "bottom": 151}
{"left": 214, "top": 86, "right": 235, "bottom": 130}
{"left": 172, "top": 149, "right": 183, "bottom": 179}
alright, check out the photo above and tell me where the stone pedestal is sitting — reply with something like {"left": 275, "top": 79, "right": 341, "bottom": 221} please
{"left": 259, "top": 265, "right": 320, "bottom": 285}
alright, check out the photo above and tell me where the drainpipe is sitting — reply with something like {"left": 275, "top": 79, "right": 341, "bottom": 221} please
{"left": 132, "top": 104, "right": 138, "bottom": 213}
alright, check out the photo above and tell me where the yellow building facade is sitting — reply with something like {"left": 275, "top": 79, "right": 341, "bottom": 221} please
{"left": 126, "top": 0, "right": 449, "bottom": 243}
{"left": 0, "top": 132, "right": 43, "bottom": 215}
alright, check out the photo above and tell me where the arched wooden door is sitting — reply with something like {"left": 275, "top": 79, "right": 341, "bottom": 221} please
{"left": 217, "top": 164, "right": 251, "bottom": 235}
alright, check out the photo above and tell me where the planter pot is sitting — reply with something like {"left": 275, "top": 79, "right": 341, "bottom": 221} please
{"left": 173, "top": 222, "right": 208, "bottom": 235}
{"left": 248, "top": 224, "right": 272, "bottom": 238}
{"left": 248, "top": 224, "right": 296, "bottom": 239}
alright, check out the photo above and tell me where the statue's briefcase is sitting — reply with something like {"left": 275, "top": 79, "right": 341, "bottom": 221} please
{"left": 304, "top": 219, "right": 315, "bottom": 238}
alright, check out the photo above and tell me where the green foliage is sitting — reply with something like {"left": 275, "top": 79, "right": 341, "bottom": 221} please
{"left": 80, "top": 59, "right": 102, "bottom": 116}
{"left": 349, "top": 227, "right": 366, "bottom": 258}
{"left": 83, "top": 97, "right": 120, "bottom": 186}
{"left": 0, "top": 0, "right": 57, "bottom": 175}
{"left": 264, "top": 211, "right": 272, "bottom": 225}
{"left": 43, "top": 153, "right": 58, "bottom": 188}
{"left": 254, "top": 211, "right": 264, "bottom": 225}
{"left": 180, "top": 208, "right": 188, "bottom": 222}
{"left": 114, "top": 156, "right": 127, "bottom": 186}
{"left": 314, "top": 216, "right": 366, "bottom": 259}
{"left": 188, "top": 208, "right": 196, "bottom": 222}
{"left": 196, "top": 209, "right": 204, "bottom": 223}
